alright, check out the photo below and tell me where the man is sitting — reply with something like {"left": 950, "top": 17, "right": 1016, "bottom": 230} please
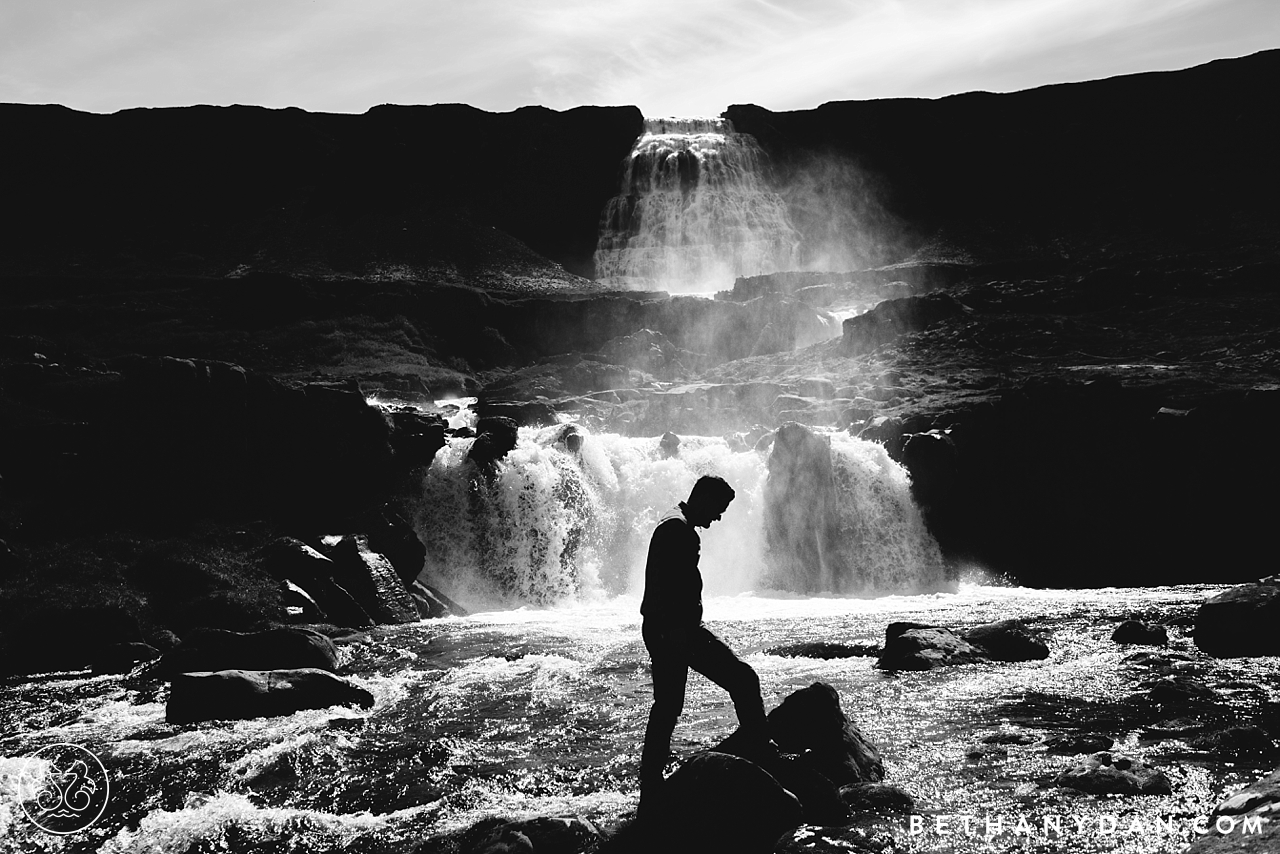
{"left": 639, "top": 474, "right": 770, "bottom": 815}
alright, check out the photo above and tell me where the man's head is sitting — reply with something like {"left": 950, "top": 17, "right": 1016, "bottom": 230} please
{"left": 685, "top": 475, "right": 735, "bottom": 528}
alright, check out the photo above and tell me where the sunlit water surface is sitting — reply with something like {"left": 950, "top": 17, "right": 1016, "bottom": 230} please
{"left": 2, "top": 585, "right": 1276, "bottom": 853}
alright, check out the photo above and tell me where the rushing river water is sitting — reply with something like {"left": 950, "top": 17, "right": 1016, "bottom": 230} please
{"left": 1, "top": 430, "right": 1276, "bottom": 853}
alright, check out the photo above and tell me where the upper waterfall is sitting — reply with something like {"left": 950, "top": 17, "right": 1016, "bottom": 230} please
{"left": 593, "top": 117, "right": 800, "bottom": 293}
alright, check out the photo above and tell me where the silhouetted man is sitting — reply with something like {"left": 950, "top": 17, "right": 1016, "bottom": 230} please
{"left": 639, "top": 474, "right": 769, "bottom": 815}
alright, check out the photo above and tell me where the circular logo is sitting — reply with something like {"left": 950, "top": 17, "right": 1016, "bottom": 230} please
{"left": 15, "top": 743, "right": 110, "bottom": 835}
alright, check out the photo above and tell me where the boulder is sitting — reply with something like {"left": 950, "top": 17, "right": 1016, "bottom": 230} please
{"left": 468, "top": 416, "right": 521, "bottom": 471}
{"left": 463, "top": 816, "right": 603, "bottom": 854}
{"left": 282, "top": 580, "right": 326, "bottom": 623}
{"left": 653, "top": 751, "right": 803, "bottom": 854}
{"left": 964, "top": 619, "right": 1049, "bottom": 661}
{"left": 713, "top": 729, "right": 848, "bottom": 826}
{"left": 91, "top": 642, "right": 161, "bottom": 675}
{"left": 840, "top": 293, "right": 968, "bottom": 355}
{"left": 410, "top": 580, "right": 469, "bottom": 619}
{"left": 767, "top": 682, "right": 883, "bottom": 785}
{"left": 1186, "top": 765, "right": 1280, "bottom": 853}
{"left": 157, "top": 627, "right": 338, "bottom": 677}
{"left": 388, "top": 409, "right": 447, "bottom": 467}
{"left": 166, "top": 668, "right": 375, "bottom": 724}
{"left": 357, "top": 505, "right": 429, "bottom": 584}
{"left": 1113, "top": 620, "right": 1169, "bottom": 646}
{"left": 1189, "top": 726, "right": 1275, "bottom": 757}
{"left": 838, "top": 783, "right": 915, "bottom": 815}
{"left": 1195, "top": 580, "right": 1280, "bottom": 658}
{"left": 876, "top": 625, "right": 982, "bottom": 670}
{"left": 764, "top": 642, "right": 879, "bottom": 659}
{"left": 3, "top": 604, "right": 145, "bottom": 673}
{"left": 1042, "top": 733, "right": 1115, "bottom": 755}
{"left": 1054, "top": 752, "right": 1172, "bottom": 795}
{"left": 323, "top": 535, "right": 420, "bottom": 625}
{"left": 1145, "top": 675, "right": 1219, "bottom": 705}
{"left": 763, "top": 423, "right": 850, "bottom": 593}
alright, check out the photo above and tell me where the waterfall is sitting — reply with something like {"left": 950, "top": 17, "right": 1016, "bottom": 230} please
{"left": 413, "top": 425, "right": 948, "bottom": 610}
{"left": 593, "top": 117, "right": 800, "bottom": 293}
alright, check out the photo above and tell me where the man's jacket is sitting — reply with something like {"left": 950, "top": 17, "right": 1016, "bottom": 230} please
{"left": 640, "top": 503, "right": 703, "bottom": 627}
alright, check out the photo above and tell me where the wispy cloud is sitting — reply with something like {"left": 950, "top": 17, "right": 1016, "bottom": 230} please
{"left": 0, "top": 0, "right": 1275, "bottom": 115}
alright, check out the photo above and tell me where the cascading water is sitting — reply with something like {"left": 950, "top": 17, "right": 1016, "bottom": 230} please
{"left": 414, "top": 423, "right": 948, "bottom": 610}
{"left": 593, "top": 118, "right": 800, "bottom": 293}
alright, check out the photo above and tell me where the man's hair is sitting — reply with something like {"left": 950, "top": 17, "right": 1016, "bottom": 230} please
{"left": 688, "top": 474, "right": 735, "bottom": 507}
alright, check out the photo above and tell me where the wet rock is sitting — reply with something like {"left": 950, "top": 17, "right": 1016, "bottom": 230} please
{"left": 467, "top": 416, "right": 520, "bottom": 471}
{"left": 767, "top": 682, "right": 884, "bottom": 785}
{"left": 659, "top": 431, "right": 681, "bottom": 458}
{"left": 323, "top": 535, "right": 420, "bottom": 625}
{"left": 838, "top": 783, "right": 915, "bottom": 815}
{"left": 876, "top": 624, "right": 982, "bottom": 671}
{"left": 656, "top": 751, "right": 803, "bottom": 854}
{"left": 1186, "top": 765, "right": 1280, "bottom": 853}
{"left": 91, "top": 642, "right": 161, "bottom": 675}
{"left": 1145, "top": 675, "right": 1219, "bottom": 705}
{"left": 357, "top": 505, "right": 429, "bottom": 585}
{"left": 714, "top": 729, "right": 848, "bottom": 826}
{"left": 1054, "top": 752, "right": 1172, "bottom": 795}
{"left": 763, "top": 423, "right": 849, "bottom": 593}
{"left": 283, "top": 580, "right": 326, "bottom": 622}
{"left": 1113, "top": 620, "right": 1168, "bottom": 646}
{"left": 1144, "top": 718, "right": 1208, "bottom": 739}
{"left": 1121, "top": 651, "right": 1192, "bottom": 669}
{"left": 410, "top": 579, "right": 469, "bottom": 619}
{"left": 388, "top": 409, "right": 447, "bottom": 467}
{"left": 840, "top": 293, "right": 969, "bottom": 356}
{"left": 259, "top": 539, "right": 375, "bottom": 629}
{"left": 1189, "top": 726, "right": 1275, "bottom": 758}
{"left": 765, "top": 642, "right": 879, "bottom": 659}
{"left": 1042, "top": 733, "right": 1115, "bottom": 755}
{"left": 982, "top": 732, "right": 1038, "bottom": 745}
{"left": 456, "top": 815, "right": 603, "bottom": 854}
{"left": 3, "top": 604, "right": 146, "bottom": 673}
{"left": 166, "top": 667, "right": 374, "bottom": 724}
{"left": 964, "top": 619, "right": 1049, "bottom": 661}
{"left": 1195, "top": 580, "right": 1280, "bottom": 658}
{"left": 157, "top": 626, "right": 338, "bottom": 677}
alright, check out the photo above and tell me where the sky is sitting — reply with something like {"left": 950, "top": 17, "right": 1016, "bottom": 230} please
{"left": 1, "top": 0, "right": 1277, "bottom": 116}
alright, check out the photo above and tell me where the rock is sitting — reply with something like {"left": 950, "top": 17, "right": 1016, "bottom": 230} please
{"left": 1186, "top": 765, "right": 1280, "bottom": 853}
{"left": 455, "top": 815, "right": 603, "bottom": 854}
{"left": 1054, "top": 752, "right": 1172, "bottom": 795}
{"left": 166, "top": 668, "right": 374, "bottom": 724}
{"left": 713, "top": 729, "right": 848, "bottom": 826}
{"left": 1113, "top": 620, "right": 1169, "bottom": 645}
{"left": 840, "top": 293, "right": 969, "bottom": 355}
{"left": 357, "top": 505, "right": 429, "bottom": 585}
{"left": 876, "top": 625, "right": 982, "bottom": 670}
{"left": 4, "top": 605, "right": 146, "bottom": 673}
{"left": 323, "top": 535, "right": 421, "bottom": 625}
{"left": 901, "top": 429, "right": 959, "bottom": 536}
{"left": 1189, "top": 726, "right": 1275, "bottom": 757}
{"left": 468, "top": 416, "right": 521, "bottom": 471}
{"left": 796, "top": 377, "right": 836, "bottom": 399}
{"left": 1145, "top": 675, "right": 1219, "bottom": 705}
{"left": 654, "top": 751, "right": 803, "bottom": 854}
{"left": 964, "top": 619, "right": 1049, "bottom": 661}
{"left": 764, "top": 642, "right": 879, "bottom": 659}
{"left": 259, "top": 537, "right": 333, "bottom": 583}
{"left": 410, "top": 580, "right": 469, "bottom": 619}
{"left": 1042, "top": 733, "right": 1115, "bottom": 755}
{"left": 659, "top": 431, "right": 681, "bottom": 458}
{"left": 1195, "top": 580, "right": 1280, "bottom": 658}
{"left": 282, "top": 580, "right": 326, "bottom": 622}
{"left": 388, "top": 409, "right": 447, "bottom": 467}
{"left": 767, "top": 682, "right": 884, "bottom": 785}
{"left": 763, "top": 423, "right": 850, "bottom": 592}
{"left": 157, "top": 627, "right": 338, "bottom": 677}
{"left": 982, "top": 732, "right": 1038, "bottom": 745}
{"left": 838, "top": 783, "right": 915, "bottom": 815}
{"left": 91, "top": 642, "right": 161, "bottom": 675}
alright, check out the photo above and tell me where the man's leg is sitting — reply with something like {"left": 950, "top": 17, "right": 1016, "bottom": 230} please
{"left": 640, "top": 624, "right": 689, "bottom": 805}
{"left": 685, "top": 624, "right": 768, "bottom": 739}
